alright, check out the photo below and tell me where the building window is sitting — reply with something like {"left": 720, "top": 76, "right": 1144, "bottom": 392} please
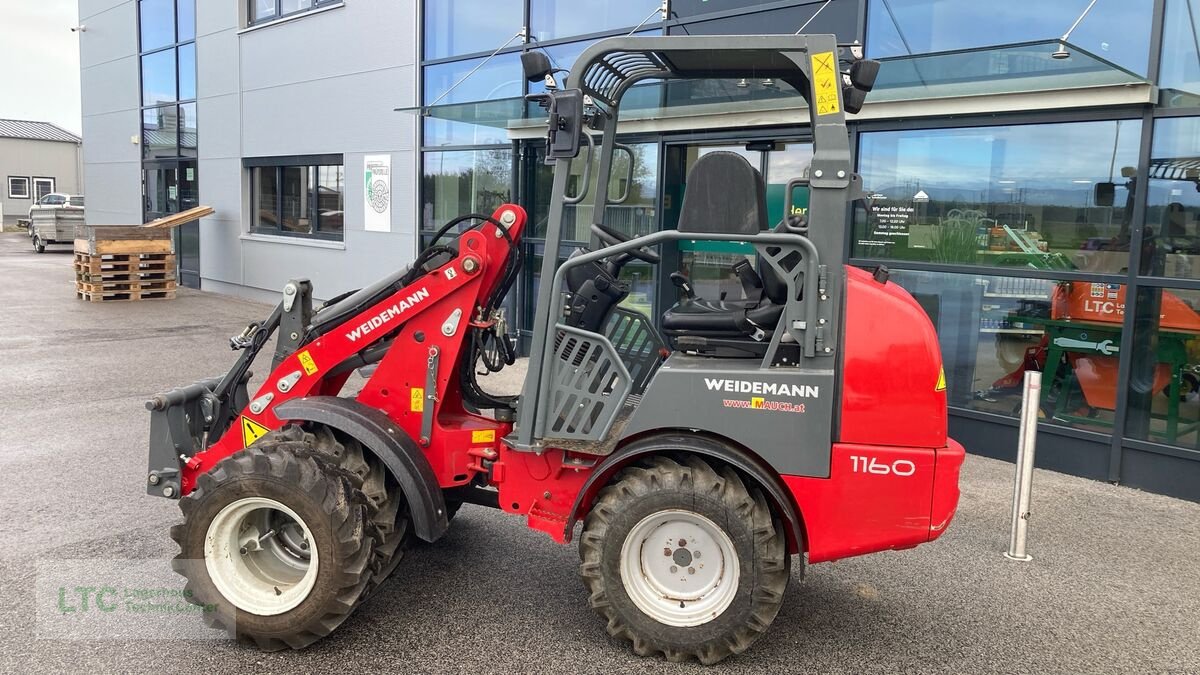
{"left": 530, "top": 0, "right": 655, "bottom": 42}
{"left": 249, "top": 158, "right": 345, "bottom": 240}
{"left": 866, "top": 0, "right": 1153, "bottom": 76}
{"left": 139, "top": 0, "right": 196, "bottom": 221}
{"left": 887, "top": 268, "right": 1128, "bottom": 436}
{"left": 1159, "top": 0, "right": 1200, "bottom": 108}
{"left": 423, "top": 0, "right": 523, "bottom": 60}
{"left": 33, "top": 178, "right": 56, "bottom": 200}
{"left": 8, "top": 177, "right": 30, "bottom": 199}
{"left": 249, "top": 0, "right": 341, "bottom": 26}
{"left": 853, "top": 119, "right": 1142, "bottom": 274}
{"left": 421, "top": 149, "right": 512, "bottom": 234}
{"left": 1122, "top": 285, "right": 1200, "bottom": 449}
{"left": 1142, "top": 117, "right": 1200, "bottom": 278}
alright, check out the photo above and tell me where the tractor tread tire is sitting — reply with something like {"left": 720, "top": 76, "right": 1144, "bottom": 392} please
{"left": 170, "top": 441, "right": 374, "bottom": 651}
{"left": 579, "top": 453, "right": 790, "bottom": 665}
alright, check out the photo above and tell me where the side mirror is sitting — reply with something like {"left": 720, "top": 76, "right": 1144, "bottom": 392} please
{"left": 521, "top": 51, "right": 553, "bottom": 83}
{"left": 849, "top": 58, "right": 880, "bottom": 92}
{"left": 1094, "top": 182, "right": 1116, "bottom": 207}
{"left": 842, "top": 86, "right": 867, "bottom": 115}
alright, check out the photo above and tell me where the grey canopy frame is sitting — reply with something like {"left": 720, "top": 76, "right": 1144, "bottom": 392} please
{"left": 513, "top": 34, "right": 869, "bottom": 450}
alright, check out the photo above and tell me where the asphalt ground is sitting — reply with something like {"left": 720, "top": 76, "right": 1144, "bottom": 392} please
{"left": 1, "top": 232, "right": 1198, "bottom": 673}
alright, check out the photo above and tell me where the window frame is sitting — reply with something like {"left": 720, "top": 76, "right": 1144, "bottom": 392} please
{"left": 32, "top": 178, "right": 56, "bottom": 201}
{"left": 246, "top": 155, "right": 346, "bottom": 241}
{"left": 248, "top": 0, "right": 342, "bottom": 26}
{"left": 7, "top": 176, "right": 30, "bottom": 199}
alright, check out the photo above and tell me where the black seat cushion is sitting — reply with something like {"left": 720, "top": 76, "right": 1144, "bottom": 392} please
{"left": 662, "top": 300, "right": 784, "bottom": 338}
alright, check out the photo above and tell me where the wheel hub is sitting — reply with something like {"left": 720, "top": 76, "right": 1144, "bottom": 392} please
{"left": 620, "top": 509, "right": 739, "bottom": 627}
{"left": 204, "top": 497, "right": 319, "bottom": 616}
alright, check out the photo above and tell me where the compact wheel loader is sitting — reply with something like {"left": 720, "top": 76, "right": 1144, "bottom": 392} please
{"left": 145, "top": 35, "right": 964, "bottom": 664}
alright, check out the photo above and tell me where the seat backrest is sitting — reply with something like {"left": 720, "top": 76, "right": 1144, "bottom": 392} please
{"left": 678, "top": 152, "right": 767, "bottom": 235}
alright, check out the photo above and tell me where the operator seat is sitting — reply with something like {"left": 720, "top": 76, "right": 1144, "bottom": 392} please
{"left": 661, "top": 152, "right": 791, "bottom": 355}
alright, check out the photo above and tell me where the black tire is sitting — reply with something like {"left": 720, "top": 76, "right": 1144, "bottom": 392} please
{"left": 579, "top": 454, "right": 791, "bottom": 665}
{"left": 32, "top": 235, "right": 44, "bottom": 253}
{"left": 170, "top": 443, "right": 374, "bottom": 650}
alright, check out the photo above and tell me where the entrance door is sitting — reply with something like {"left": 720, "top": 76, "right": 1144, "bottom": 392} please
{"left": 660, "top": 140, "right": 812, "bottom": 310}
{"left": 144, "top": 161, "right": 200, "bottom": 288}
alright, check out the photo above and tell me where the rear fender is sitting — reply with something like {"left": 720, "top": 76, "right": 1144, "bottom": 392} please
{"left": 565, "top": 432, "right": 806, "bottom": 554}
{"left": 274, "top": 396, "right": 449, "bottom": 542}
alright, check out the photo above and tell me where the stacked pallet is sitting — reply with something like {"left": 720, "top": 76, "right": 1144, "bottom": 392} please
{"left": 73, "top": 206, "right": 212, "bottom": 303}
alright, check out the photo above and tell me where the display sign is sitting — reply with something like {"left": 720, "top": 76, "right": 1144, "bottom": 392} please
{"left": 364, "top": 154, "right": 391, "bottom": 232}
{"left": 857, "top": 195, "right": 914, "bottom": 250}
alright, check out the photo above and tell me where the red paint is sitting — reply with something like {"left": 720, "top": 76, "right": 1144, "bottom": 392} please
{"left": 840, "top": 266, "right": 947, "bottom": 449}
{"left": 784, "top": 442, "right": 961, "bottom": 563}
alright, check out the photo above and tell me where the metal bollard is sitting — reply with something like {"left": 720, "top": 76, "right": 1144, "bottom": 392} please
{"left": 1004, "top": 371, "right": 1041, "bottom": 562}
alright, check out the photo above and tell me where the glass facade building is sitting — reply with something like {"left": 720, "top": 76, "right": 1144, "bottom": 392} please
{"left": 419, "top": 0, "right": 1200, "bottom": 501}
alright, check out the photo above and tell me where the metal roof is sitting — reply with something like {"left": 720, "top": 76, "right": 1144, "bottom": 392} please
{"left": 0, "top": 119, "right": 81, "bottom": 144}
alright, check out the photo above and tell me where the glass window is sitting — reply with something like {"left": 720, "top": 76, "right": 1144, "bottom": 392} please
{"left": 139, "top": 0, "right": 175, "bottom": 51}
{"left": 867, "top": 0, "right": 1153, "bottom": 76}
{"left": 8, "top": 177, "right": 30, "bottom": 199}
{"left": 670, "top": 2, "right": 857, "bottom": 41}
{"left": 281, "top": 165, "right": 313, "bottom": 233}
{"left": 765, "top": 142, "right": 814, "bottom": 226}
{"left": 669, "top": 0, "right": 782, "bottom": 18}
{"left": 424, "top": 0, "right": 524, "bottom": 60}
{"left": 143, "top": 166, "right": 179, "bottom": 219}
{"left": 1159, "top": 0, "right": 1200, "bottom": 107}
{"left": 251, "top": 160, "right": 345, "bottom": 239}
{"left": 530, "top": 0, "right": 656, "bottom": 41}
{"left": 143, "top": 105, "right": 178, "bottom": 158}
{"left": 421, "top": 149, "right": 513, "bottom": 232}
{"left": 254, "top": 167, "right": 278, "bottom": 230}
{"left": 423, "top": 53, "right": 523, "bottom": 106}
{"left": 889, "top": 268, "right": 1122, "bottom": 435}
{"left": 423, "top": 118, "right": 511, "bottom": 147}
{"left": 316, "top": 165, "right": 345, "bottom": 235}
{"left": 141, "top": 49, "right": 177, "bottom": 106}
{"left": 1141, "top": 117, "right": 1200, "bottom": 278}
{"left": 853, "top": 120, "right": 1142, "bottom": 274}
{"left": 280, "top": 0, "right": 314, "bottom": 16}
{"left": 33, "top": 178, "right": 56, "bottom": 201}
{"left": 178, "top": 43, "right": 196, "bottom": 100}
{"left": 1122, "top": 285, "right": 1200, "bottom": 448}
{"left": 177, "top": 0, "right": 195, "bottom": 41}
{"left": 179, "top": 102, "right": 197, "bottom": 156}
{"left": 251, "top": 0, "right": 277, "bottom": 22}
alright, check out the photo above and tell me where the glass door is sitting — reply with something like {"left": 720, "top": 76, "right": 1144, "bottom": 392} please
{"left": 143, "top": 160, "right": 200, "bottom": 289}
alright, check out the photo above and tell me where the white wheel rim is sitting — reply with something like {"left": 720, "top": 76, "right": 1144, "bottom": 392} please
{"left": 204, "top": 497, "right": 319, "bottom": 616}
{"left": 619, "top": 509, "right": 740, "bottom": 627}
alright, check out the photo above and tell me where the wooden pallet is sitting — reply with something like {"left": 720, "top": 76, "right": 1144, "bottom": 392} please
{"left": 76, "top": 287, "right": 177, "bottom": 302}
{"left": 73, "top": 251, "right": 178, "bottom": 302}
{"left": 73, "top": 252, "right": 176, "bottom": 283}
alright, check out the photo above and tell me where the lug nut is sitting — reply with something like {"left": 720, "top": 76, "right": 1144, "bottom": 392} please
{"left": 670, "top": 566, "right": 677, "bottom": 573}
{"left": 688, "top": 567, "right": 695, "bottom": 575}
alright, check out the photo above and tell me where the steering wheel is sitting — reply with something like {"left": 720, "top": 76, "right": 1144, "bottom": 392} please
{"left": 590, "top": 223, "right": 661, "bottom": 264}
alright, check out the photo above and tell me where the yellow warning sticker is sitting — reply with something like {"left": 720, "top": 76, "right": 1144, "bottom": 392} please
{"left": 935, "top": 366, "right": 947, "bottom": 392}
{"left": 297, "top": 350, "right": 318, "bottom": 376}
{"left": 242, "top": 416, "right": 271, "bottom": 447}
{"left": 471, "top": 429, "right": 496, "bottom": 444}
{"left": 411, "top": 387, "right": 424, "bottom": 412}
{"left": 810, "top": 51, "right": 840, "bottom": 116}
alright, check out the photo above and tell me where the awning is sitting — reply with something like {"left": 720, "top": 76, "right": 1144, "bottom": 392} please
{"left": 411, "top": 39, "right": 1151, "bottom": 137}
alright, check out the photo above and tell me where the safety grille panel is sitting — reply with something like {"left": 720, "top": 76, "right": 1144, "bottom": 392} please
{"left": 604, "top": 308, "right": 666, "bottom": 394}
{"left": 547, "top": 324, "right": 632, "bottom": 441}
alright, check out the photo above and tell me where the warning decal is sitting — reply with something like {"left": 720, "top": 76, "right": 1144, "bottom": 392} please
{"left": 471, "top": 429, "right": 496, "bottom": 444}
{"left": 936, "top": 366, "right": 947, "bottom": 392}
{"left": 242, "top": 417, "right": 271, "bottom": 447}
{"left": 297, "top": 350, "right": 319, "bottom": 376}
{"left": 810, "top": 51, "right": 840, "bottom": 116}
{"left": 411, "top": 387, "right": 424, "bottom": 412}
